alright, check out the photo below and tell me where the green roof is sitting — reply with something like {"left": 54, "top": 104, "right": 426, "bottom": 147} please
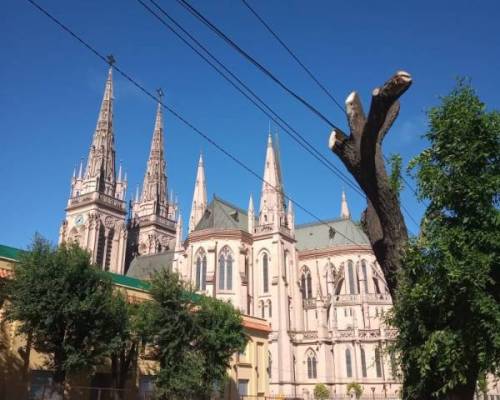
{"left": 107, "top": 272, "right": 151, "bottom": 292}
{"left": 194, "top": 195, "right": 252, "bottom": 232}
{"left": 0, "top": 244, "right": 23, "bottom": 260}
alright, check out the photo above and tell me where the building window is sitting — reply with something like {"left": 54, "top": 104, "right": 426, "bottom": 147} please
{"left": 268, "top": 351, "right": 272, "bottom": 379}
{"left": 139, "top": 375, "right": 156, "bottom": 399}
{"left": 301, "top": 267, "right": 313, "bottom": 299}
{"left": 267, "top": 300, "right": 272, "bottom": 318}
{"left": 263, "top": 253, "right": 269, "bottom": 293}
{"left": 347, "top": 260, "right": 357, "bottom": 294}
{"left": 375, "top": 346, "right": 383, "bottom": 377}
{"left": 283, "top": 251, "right": 288, "bottom": 281}
{"left": 362, "top": 260, "right": 369, "bottom": 293}
{"left": 346, "top": 348, "right": 353, "bottom": 377}
{"left": 307, "top": 351, "right": 317, "bottom": 379}
{"left": 238, "top": 379, "right": 249, "bottom": 396}
{"left": 361, "top": 347, "right": 367, "bottom": 378}
{"left": 260, "top": 300, "right": 265, "bottom": 319}
{"left": 195, "top": 252, "right": 207, "bottom": 290}
{"left": 218, "top": 246, "right": 233, "bottom": 290}
{"left": 373, "top": 277, "right": 381, "bottom": 294}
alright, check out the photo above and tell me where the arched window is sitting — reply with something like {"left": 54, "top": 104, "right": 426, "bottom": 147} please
{"left": 195, "top": 250, "right": 207, "bottom": 290}
{"left": 267, "top": 300, "right": 272, "bottom": 318}
{"left": 346, "top": 348, "right": 353, "bottom": 377}
{"left": 373, "top": 278, "right": 381, "bottom": 294}
{"left": 268, "top": 351, "right": 272, "bottom": 379}
{"left": 218, "top": 246, "right": 233, "bottom": 290}
{"left": 362, "top": 260, "right": 369, "bottom": 293}
{"left": 347, "top": 260, "right": 357, "bottom": 294}
{"left": 283, "top": 251, "right": 288, "bottom": 281}
{"left": 260, "top": 300, "right": 265, "bottom": 319}
{"left": 361, "top": 347, "right": 367, "bottom": 377}
{"left": 307, "top": 351, "right": 317, "bottom": 379}
{"left": 301, "top": 267, "right": 313, "bottom": 299}
{"left": 262, "top": 253, "right": 269, "bottom": 293}
{"left": 375, "top": 346, "right": 383, "bottom": 377}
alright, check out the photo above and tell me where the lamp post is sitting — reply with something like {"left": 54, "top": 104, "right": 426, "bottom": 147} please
{"left": 371, "top": 386, "right": 376, "bottom": 400}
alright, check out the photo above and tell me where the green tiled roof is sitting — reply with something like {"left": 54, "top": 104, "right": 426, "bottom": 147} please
{"left": 0, "top": 244, "right": 23, "bottom": 260}
{"left": 107, "top": 272, "right": 151, "bottom": 291}
{"left": 194, "top": 195, "right": 252, "bottom": 232}
{"left": 126, "top": 250, "right": 175, "bottom": 280}
{"left": 295, "top": 218, "right": 370, "bottom": 251}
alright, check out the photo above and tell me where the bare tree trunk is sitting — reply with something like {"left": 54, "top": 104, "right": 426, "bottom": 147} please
{"left": 328, "top": 71, "right": 412, "bottom": 298}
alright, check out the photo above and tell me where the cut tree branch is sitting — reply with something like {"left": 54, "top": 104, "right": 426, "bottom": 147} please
{"left": 328, "top": 71, "right": 412, "bottom": 298}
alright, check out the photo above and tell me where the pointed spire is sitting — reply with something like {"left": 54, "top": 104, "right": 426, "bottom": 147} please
{"left": 259, "top": 133, "right": 285, "bottom": 227}
{"left": 175, "top": 212, "right": 183, "bottom": 251}
{"left": 84, "top": 67, "right": 116, "bottom": 193}
{"left": 135, "top": 185, "right": 140, "bottom": 203}
{"left": 117, "top": 161, "right": 123, "bottom": 182}
{"left": 189, "top": 153, "right": 208, "bottom": 233}
{"left": 287, "top": 199, "right": 295, "bottom": 234}
{"left": 340, "top": 190, "right": 351, "bottom": 220}
{"left": 140, "top": 101, "right": 168, "bottom": 210}
{"left": 72, "top": 165, "right": 77, "bottom": 179}
{"left": 78, "top": 158, "right": 84, "bottom": 179}
{"left": 248, "top": 194, "right": 255, "bottom": 234}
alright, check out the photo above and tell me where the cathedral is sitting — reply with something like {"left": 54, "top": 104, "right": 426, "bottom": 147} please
{"left": 60, "top": 68, "right": 400, "bottom": 398}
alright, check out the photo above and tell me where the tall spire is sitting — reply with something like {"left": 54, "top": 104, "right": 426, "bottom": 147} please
{"left": 259, "top": 133, "right": 285, "bottom": 227}
{"left": 140, "top": 102, "right": 168, "bottom": 209}
{"left": 175, "top": 212, "right": 183, "bottom": 251}
{"left": 340, "top": 190, "right": 351, "bottom": 220}
{"left": 189, "top": 154, "right": 207, "bottom": 232}
{"left": 248, "top": 194, "right": 255, "bottom": 234}
{"left": 84, "top": 67, "right": 116, "bottom": 194}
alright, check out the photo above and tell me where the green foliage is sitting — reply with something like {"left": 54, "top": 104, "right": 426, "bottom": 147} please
{"left": 5, "top": 236, "right": 119, "bottom": 384}
{"left": 346, "top": 382, "right": 363, "bottom": 399}
{"left": 388, "top": 153, "right": 404, "bottom": 200}
{"left": 149, "top": 269, "right": 247, "bottom": 399}
{"left": 391, "top": 81, "right": 500, "bottom": 399}
{"left": 313, "top": 383, "right": 330, "bottom": 400}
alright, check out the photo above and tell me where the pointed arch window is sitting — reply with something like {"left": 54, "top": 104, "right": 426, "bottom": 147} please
{"left": 346, "top": 348, "right": 353, "bottom": 377}
{"left": 260, "top": 300, "right": 265, "bottom": 319}
{"left": 347, "top": 260, "right": 357, "bottom": 294}
{"left": 375, "top": 346, "right": 383, "bottom": 378}
{"left": 301, "top": 267, "right": 313, "bottom": 299}
{"left": 267, "top": 300, "right": 272, "bottom": 318}
{"left": 307, "top": 351, "right": 317, "bottom": 379}
{"left": 218, "top": 246, "right": 233, "bottom": 290}
{"left": 373, "top": 277, "right": 381, "bottom": 294}
{"left": 262, "top": 253, "right": 269, "bottom": 293}
{"left": 362, "top": 260, "right": 369, "bottom": 293}
{"left": 195, "top": 250, "right": 207, "bottom": 290}
{"left": 361, "top": 347, "right": 367, "bottom": 377}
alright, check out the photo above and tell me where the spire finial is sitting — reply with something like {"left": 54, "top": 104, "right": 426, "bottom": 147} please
{"left": 106, "top": 54, "right": 116, "bottom": 66}
{"left": 340, "top": 190, "right": 351, "bottom": 220}
{"left": 156, "top": 88, "right": 164, "bottom": 103}
{"left": 78, "top": 158, "right": 84, "bottom": 179}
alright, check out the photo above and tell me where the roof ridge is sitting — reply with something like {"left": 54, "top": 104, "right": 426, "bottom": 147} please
{"left": 212, "top": 196, "right": 248, "bottom": 216}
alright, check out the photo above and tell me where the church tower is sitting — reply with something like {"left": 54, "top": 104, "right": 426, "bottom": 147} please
{"left": 252, "top": 133, "right": 300, "bottom": 394}
{"left": 127, "top": 101, "right": 177, "bottom": 259}
{"left": 189, "top": 154, "right": 207, "bottom": 232}
{"left": 59, "top": 67, "right": 128, "bottom": 274}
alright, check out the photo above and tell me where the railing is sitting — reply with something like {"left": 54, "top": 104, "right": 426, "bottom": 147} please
{"left": 255, "top": 224, "right": 274, "bottom": 234}
{"left": 241, "top": 396, "right": 303, "bottom": 400}
{"left": 302, "top": 298, "right": 316, "bottom": 309}
{"left": 364, "top": 293, "right": 392, "bottom": 303}
{"left": 69, "top": 192, "right": 126, "bottom": 211}
{"left": 333, "top": 294, "right": 361, "bottom": 304}
{"left": 137, "top": 214, "right": 176, "bottom": 229}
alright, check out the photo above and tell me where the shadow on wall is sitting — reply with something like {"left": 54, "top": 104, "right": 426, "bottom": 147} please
{"left": 0, "top": 316, "right": 31, "bottom": 399}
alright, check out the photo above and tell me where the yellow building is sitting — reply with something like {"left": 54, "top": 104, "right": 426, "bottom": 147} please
{"left": 0, "top": 244, "right": 271, "bottom": 399}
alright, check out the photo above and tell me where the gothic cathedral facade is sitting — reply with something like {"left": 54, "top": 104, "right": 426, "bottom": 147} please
{"left": 60, "top": 69, "right": 399, "bottom": 398}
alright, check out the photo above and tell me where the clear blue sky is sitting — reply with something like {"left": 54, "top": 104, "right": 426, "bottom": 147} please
{"left": 1, "top": 0, "right": 499, "bottom": 249}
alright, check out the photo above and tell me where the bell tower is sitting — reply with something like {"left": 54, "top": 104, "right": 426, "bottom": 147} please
{"left": 127, "top": 95, "right": 177, "bottom": 261}
{"left": 59, "top": 66, "right": 128, "bottom": 274}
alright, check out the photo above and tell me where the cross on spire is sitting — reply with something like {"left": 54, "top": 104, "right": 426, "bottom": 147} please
{"left": 157, "top": 88, "right": 164, "bottom": 103}
{"left": 106, "top": 54, "right": 116, "bottom": 66}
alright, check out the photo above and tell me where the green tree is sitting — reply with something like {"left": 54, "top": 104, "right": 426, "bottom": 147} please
{"left": 5, "top": 236, "right": 119, "bottom": 395}
{"left": 313, "top": 383, "right": 330, "bottom": 400}
{"left": 391, "top": 81, "right": 500, "bottom": 400}
{"left": 149, "top": 269, "right": 247, "bottom": 399}
{"left": 346, "top": 382, "right": 363, "bottom": 399}
{"left": 107, "top": 296, "right": 156, "bottom": 399}
{"left": 194, "top": 295, "right": 247, "bottom": 396}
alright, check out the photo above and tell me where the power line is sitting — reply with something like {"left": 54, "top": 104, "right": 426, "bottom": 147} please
{"left": 236, "top": 0, "right": 420, "bottom": 229}
{"left": 25, "top": 0, "right": 368, "bottom": 247}
{"left": 175, "top": 0, "right": 344, "bottom": 133}
{"left": 240, "top": 0, "right": 346, "bottom": 116}
{"left": 137, "top": 0, "right": 364, "bottom": 198}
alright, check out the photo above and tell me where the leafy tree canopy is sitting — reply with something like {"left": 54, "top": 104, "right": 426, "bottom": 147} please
{"left": 313, "top": 383, "right": 330, "bottom": 400}
{"left": 391, "top": 81, "right": 500, "bottom": 400}
{"left": 5, "top": 236, "right": 120, "bottom": 384}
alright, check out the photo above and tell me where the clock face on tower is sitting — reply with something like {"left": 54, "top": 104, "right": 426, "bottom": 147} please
{"left": 74, "top": 214, "right": 85, "bottom": 226}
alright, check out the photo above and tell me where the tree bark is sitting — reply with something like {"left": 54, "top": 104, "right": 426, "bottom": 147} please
{"left": 329, "top": 71, "right": 412, "bottom": 298}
